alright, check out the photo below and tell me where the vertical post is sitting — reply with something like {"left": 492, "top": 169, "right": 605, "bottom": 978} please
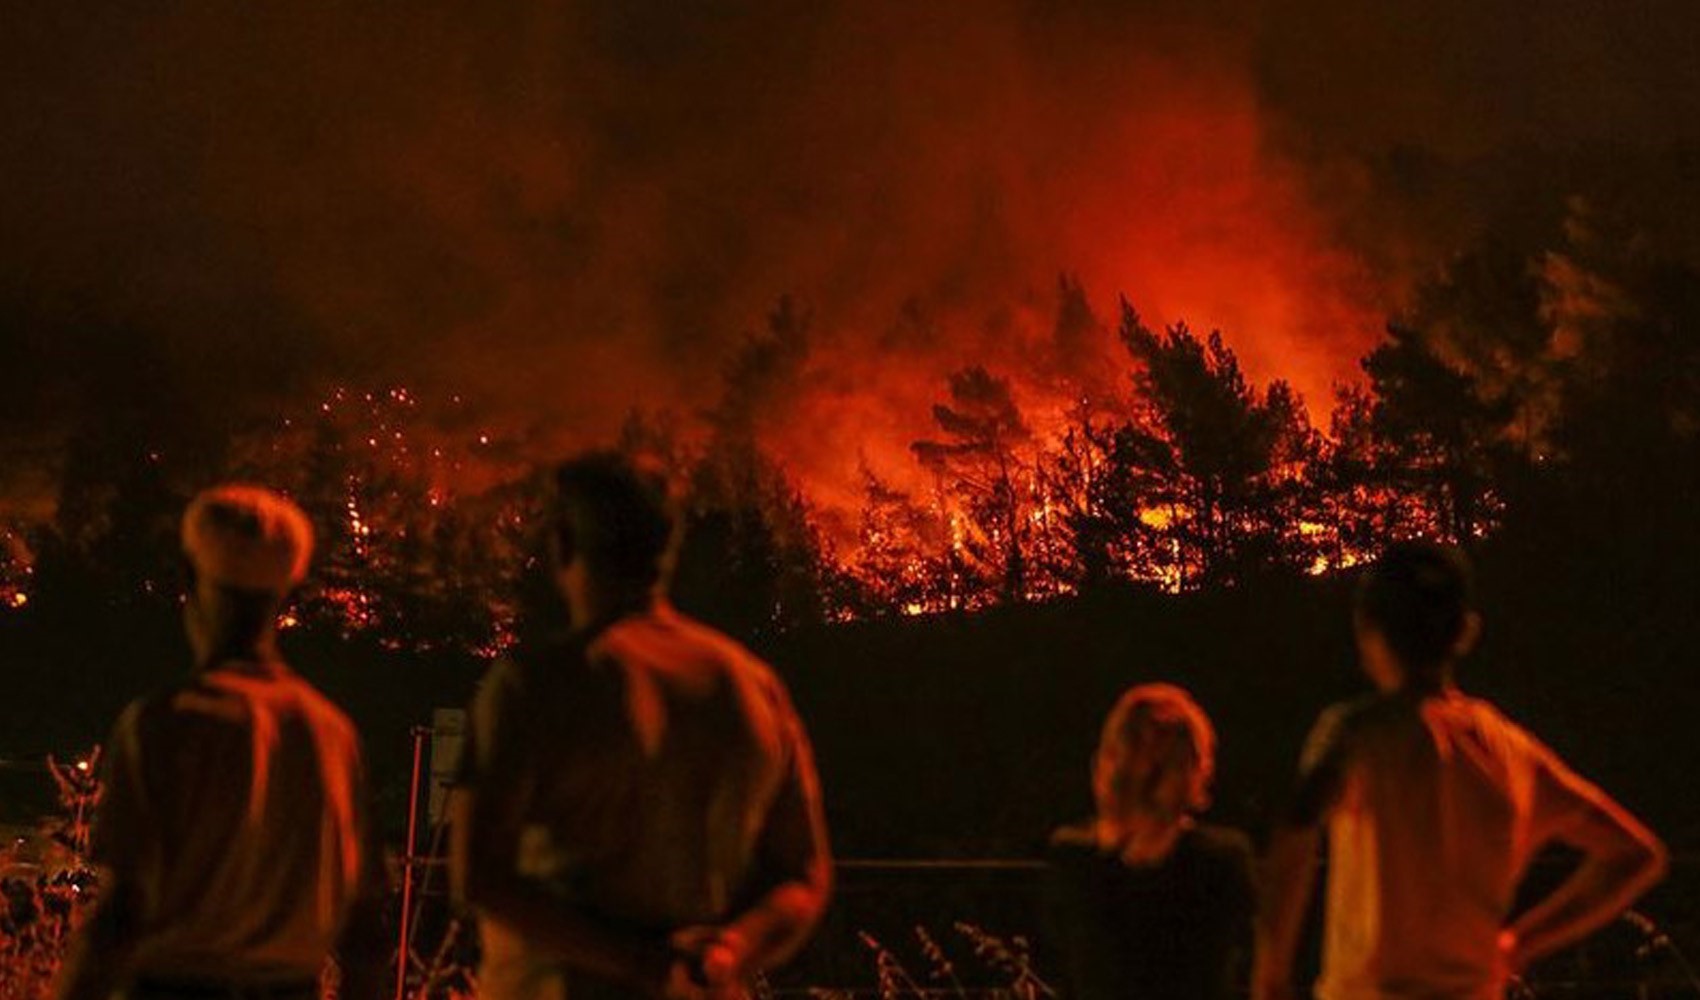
{"left": 395, "top": 726, "right": 428, "bottom": 1000}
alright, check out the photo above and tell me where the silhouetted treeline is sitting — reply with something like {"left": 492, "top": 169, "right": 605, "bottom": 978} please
{"left": 2, "top": 196, "right": 1697, "bottom": 667}
{"left": 836, "top": 201, "right": 1700, "bottom": 617}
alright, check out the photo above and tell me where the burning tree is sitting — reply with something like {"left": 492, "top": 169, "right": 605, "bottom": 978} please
{"left": 1309, "top": 386, "right": 1404, "bottom": 568}
{"left": 911, "top": 366, "right": 1041, "bottom": 607}
{"left": 842, "top": 468, "right": 954, "bottom": 617}
{"left": 229, "top": 386, "right": 535, "bottom": 656}
{"left": 1036, "top": 399, "right": 1186, "bottom": 593}
{"left": 628, "top": 300, "right": 846, "bottom": 636}
{"left": 1116, "top": 304, "right": 1322, "bottom": 589}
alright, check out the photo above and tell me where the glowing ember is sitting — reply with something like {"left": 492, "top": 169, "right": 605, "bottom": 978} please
{"left": 218, "top": 386, "right": 537, "bottom": 655}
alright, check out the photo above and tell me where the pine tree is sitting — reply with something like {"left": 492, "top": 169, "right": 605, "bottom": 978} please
{"left": 912, "top": 366, "right": 1036, "bottom": 605}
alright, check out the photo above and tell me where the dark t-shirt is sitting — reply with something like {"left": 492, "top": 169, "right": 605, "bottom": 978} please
{"left": 1042, "top": 823, "right": 1254, "bottom": 1000}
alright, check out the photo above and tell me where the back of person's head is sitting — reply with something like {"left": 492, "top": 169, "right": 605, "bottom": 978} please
{"left": 1094, "top": 683, "right": 1217, "bottom": 822}
{"left": 1355, "top": 540, "right": 1476, "bottom": 679}
{"left": 552, "top": 451, "right": 680, "bottom": 593}
{"left": 181, "top": 484, "right": 314, "bottom": 650}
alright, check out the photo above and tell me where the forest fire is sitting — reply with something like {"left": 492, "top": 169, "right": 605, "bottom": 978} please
{"left": 3, "top": 7, "right": 1700, "bottom": 1000}
{"left": 0, "top": 206, "right": 1625, "bottom": 645}
{"left": 0, "top": 2, "right": 1693, "bottom": 657}
{"left": 0, "top": 194, "right": 1674, "bottom": 657}
{"left": 0, "top": 291, "right": 1432, "bottom": 647}
{"left": 0, "top": 334, "right": 1349, "bottom": 644}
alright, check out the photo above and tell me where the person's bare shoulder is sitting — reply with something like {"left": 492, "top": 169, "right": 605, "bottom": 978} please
{"left": 1456, "top": 694, "right": 1534, "bottom": 739}
{"left": 648, "top": 608, "right": 793, "bottom": 699}
{"left": 1444, "top": 694, "right": 1560, "bottom": 768}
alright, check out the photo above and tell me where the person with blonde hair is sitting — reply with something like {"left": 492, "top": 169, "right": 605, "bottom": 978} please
{"left": 53, "top": 485, "right": 387, "bottom": 1000}
{"left": 1044, "top": 683, "right": 1254, "bottom": 1000}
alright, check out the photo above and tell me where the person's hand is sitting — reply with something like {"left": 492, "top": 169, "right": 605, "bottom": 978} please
{"left": 1497, "top": 928, "right": 1533, "bottom": 994}
{"left": 634, "top": 936, "right": 709, "bottom": 1000}
{"left": 670, "top": 925, "right": 719, "bottom": 959}
{"left": 669, "top": 925, "right": 748, "bottom": 991}
{"left": 656, "top": 957, "right": 714, "bottom": 1000}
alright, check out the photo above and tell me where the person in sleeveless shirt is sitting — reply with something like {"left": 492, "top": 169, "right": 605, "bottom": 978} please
{"left": 1255, "top": 542, "right": 1667, "bottom": 1000}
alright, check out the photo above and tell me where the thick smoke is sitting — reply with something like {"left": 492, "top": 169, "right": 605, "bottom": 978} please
{"left": 3, "top": 0, "right": 1697, "bottom": 517}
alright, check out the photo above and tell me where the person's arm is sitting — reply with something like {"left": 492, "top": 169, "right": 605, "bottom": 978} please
{"left": 449, "top": 786, "right": 672, "bottom": 990}
{"left": 1501, "top": 745, "right": 1668, "bottom": 972}
{"left": 448, "top": 662, "right": 675, "bottom": 993}
{"left": 676, "top": 687, "right": 833, "bottom": 985}
{"left": 1253, "top": 706, "right": 1349, "bottom": 1000}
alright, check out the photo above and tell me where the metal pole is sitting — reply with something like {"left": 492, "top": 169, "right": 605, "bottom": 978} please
{"left": 395, "top": 726, "right": 428, "bottom": 1000}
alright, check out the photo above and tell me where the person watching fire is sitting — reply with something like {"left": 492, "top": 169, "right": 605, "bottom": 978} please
{"left": 450, "top": 451, "right": 832, "bottom": 1000}
{"left": 53, "top": 485, "right": 387, "bottom": 1000}
{"left": 1043, "top": 683, "right": 1255, "bottom": 1000}
{"left": 1255, "top": 541, "right": 1668, "bottom": 1000}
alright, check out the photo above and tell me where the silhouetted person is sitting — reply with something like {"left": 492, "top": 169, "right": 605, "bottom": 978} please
{"left": 1044, "top": 684, "right": 1254, "bottom": 1000}
{"left": 1255, "top": 542, "right": 1668, "bottom": 1000}
{"left": 53, "top": 485, "right": 386, "bottom": 1000}
{"left": 450, "top": 452, "right": 831, "bottom": 1000}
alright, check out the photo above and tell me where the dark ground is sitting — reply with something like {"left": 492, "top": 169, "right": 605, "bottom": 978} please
{"left": 4, "top": 527, "right": 1699, "bottom": 993}
{"left": 3, "top": 530, "right": 1696, "bottom": 855}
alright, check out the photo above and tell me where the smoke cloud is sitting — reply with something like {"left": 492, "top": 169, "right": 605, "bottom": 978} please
{"left": 3, "top": 0, "right": 1697, "bottom": 516}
